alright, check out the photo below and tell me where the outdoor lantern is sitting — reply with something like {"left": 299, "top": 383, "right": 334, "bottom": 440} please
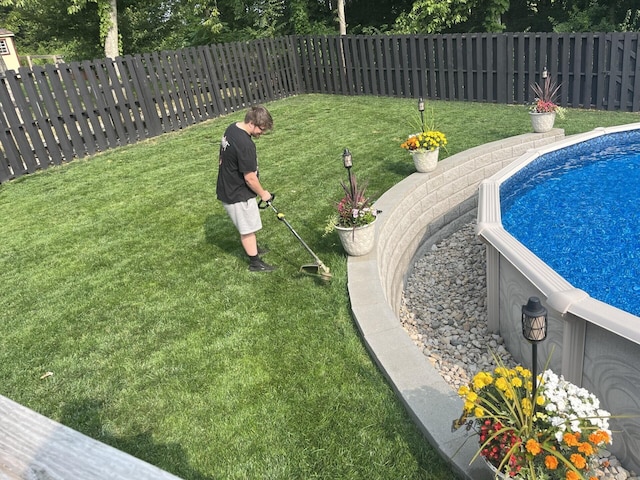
{"left": 342, "top": 148, "right": 352, "bottom": 169}
{"left": 542, "top": 66, "right": 548, "bottom": 79}
{"left": 418, "top": 97, "right": 425, "bottom": 131}
{"left": 522, "top": 296, "right": 548, "bottom": 343}
{"left": 342, "top": 148, "right": 354, "bottom": 198}
{"left": 522, "top": 296, "right": 548, "bottom": 409}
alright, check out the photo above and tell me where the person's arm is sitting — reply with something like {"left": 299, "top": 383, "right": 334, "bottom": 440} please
{"left": 244, "top": 171, "right": 271, "bottom": 202}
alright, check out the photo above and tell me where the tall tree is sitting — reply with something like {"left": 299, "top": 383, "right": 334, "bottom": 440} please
{"left": 68, "top": 0, "right": 119, "bottom": 58}
{"left": 337, "top": 0, "right": 345, "bottom": 34}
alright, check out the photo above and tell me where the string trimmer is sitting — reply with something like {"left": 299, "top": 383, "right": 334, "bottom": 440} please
{"left": 258, "top": 195, "right": 332, "bottom": 281}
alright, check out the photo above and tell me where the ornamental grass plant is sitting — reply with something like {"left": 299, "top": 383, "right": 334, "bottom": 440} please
{"left": 530, "top": 73, "right": 567, "bottom": 119}
{"left": 400, "top": 100, "right": 448, "bottom": 153}
{"left": 324, "top": 172, "right": 381, "bottom": 235}
{"left": 0, "top": 94, "right": 638, "bottom": 479}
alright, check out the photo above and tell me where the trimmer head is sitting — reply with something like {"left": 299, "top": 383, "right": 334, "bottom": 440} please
{"left": 301, "top": 263, "right": 332, "bottom": 282}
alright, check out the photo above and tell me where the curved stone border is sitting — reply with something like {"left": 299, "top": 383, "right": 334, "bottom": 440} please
{"left": 346, "top": 129, "right": 564, "bottom": 479}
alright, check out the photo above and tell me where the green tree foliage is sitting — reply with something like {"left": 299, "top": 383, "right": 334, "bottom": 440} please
{"left": 392, "top": 0, "right": 469, "bottom": 33}
{"left": 346, "top": 0, "right": 413, "bottom": 33}
{"left": 551, "top": 0, "right": 640, "bottom": 32}
{"left": 0, "top": 0, "right": 103, "bottom": 61}
{"left": 1, "top": 0, "right": 638, "bottom": 63}
{"left": 391, "top": 0, "right": 512, "bottom": 33}
{"left": 117, "top": 0, "right": 213, "bottom": 53}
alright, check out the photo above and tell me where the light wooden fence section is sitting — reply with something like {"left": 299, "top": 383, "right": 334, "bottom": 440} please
{"left": 0, "top": 395, "right": 183, "bottom": 479}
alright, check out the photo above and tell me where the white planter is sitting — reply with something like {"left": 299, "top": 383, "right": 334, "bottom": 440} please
{"left": 410, "top": 148, "right": 439, "bottom": 172}
{"left": 335, "top": 220, "right": 376, "bottom": 256}
{"left": 484, "top": 458, "right": 509, "bottom": 479}
{"left": 529, "top": 112, "right": 556, "bottom": 133}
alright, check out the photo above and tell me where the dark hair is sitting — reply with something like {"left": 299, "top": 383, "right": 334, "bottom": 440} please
{"left": 245, "top": 105, "right": 273, "bottom": 131}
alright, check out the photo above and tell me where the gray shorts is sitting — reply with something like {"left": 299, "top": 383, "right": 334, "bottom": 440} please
{"left": 223, "top": 198, "right": 262, "bottom": 235}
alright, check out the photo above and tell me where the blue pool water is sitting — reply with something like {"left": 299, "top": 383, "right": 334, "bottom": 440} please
{"left": 501, "top": 130, "right": 640, "bottom": 316}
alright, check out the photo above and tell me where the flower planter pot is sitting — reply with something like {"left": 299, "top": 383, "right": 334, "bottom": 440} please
{"left": 335, "top": 220, "right": 376, "bottom": 256}
{"left": 410, "top": 148, "right": 439, "bottom": 172}
{"left": 529, "top": 112, "right": 556, "bottom": 133}
{"left": 484, "top": 459, "right": 509, "bottom": 480}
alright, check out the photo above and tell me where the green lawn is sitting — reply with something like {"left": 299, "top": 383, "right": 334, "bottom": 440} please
{"left": 0, "top": 95, "right": 637, "bottom": 479}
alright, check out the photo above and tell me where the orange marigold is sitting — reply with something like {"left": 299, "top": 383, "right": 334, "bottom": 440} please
{"left": 545, "top": 455, "right": 559, "bottom": 469}
{"left": 578, "top": 442, "right": 595, "bottom": 456}
{"left": 570, "top": 453, "right": 587, "bottom": 470}
{"left": 525, "top": 439, "right": 542, "bottom": 455}
{"left": 589, "top": 430, "right": 611, "bottom": 445}
{"left": 566, "top": 471, "right": 580, "bottom": 480}
{"left": 563, "top": 432, "right": 580, "bottom": 447}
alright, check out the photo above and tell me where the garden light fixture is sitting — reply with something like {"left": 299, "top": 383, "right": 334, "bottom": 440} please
{"left": 418, "top": 97, "right": 425, "bottom": 131}
{"left": 342, "top": 148, "right": 354, "bottom": 199}
{"left": 522, "top": 296, "right": 548, "bottom": 410}
{"left": 342, "top": 147, "right": 352, "bottom": 169}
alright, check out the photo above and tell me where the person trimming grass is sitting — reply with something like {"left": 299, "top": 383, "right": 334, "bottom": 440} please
{"left": 216, "top": 105, "right": 276, "bottom": 272}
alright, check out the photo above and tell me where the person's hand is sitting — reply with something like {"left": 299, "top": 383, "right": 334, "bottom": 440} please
{"left": 261, "top": 191, "right": 272, "bottom": 202}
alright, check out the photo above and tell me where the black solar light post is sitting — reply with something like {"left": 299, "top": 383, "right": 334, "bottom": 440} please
{"left": 342, "top": 148, "right": 354, "bottom": 198}
{"left": 418, "top": 97, "right": 425, "bottom": 131}
{"left": 522, "top": 296, "right": 548, "bottom": 411}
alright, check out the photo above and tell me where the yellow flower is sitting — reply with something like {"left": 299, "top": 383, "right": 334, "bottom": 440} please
{"left": 521, "top": 397, "right": 532, "bottom": 416}
{"left": 474, "top": 406, "right": 485, "bottom": 418}
{"left": 495, "top": 376, "right": 508, "bottom": 391}
{"left": 510, "top": 376, "right": 523, "bottom": 388}
{"left": 472, "top": 371, "right": 492, "bottom": 389}
{"left": 401, "top": 130, "right": 447, "bottom": 151}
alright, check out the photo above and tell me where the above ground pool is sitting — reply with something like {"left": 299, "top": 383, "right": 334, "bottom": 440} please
{"left": 477, "top": 124, "right": 640, "bottom": 474}
{"left": 500, "top": 131, "right": 640, "bottom": 316}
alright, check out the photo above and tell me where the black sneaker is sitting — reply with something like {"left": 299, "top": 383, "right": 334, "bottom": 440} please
{"left": 248, "top": 259, "right": 276, "bottom": 272}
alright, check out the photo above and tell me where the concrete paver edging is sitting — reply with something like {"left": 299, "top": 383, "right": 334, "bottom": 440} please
{"left": 346, "top": 130, "right": 565, "bottom": 479}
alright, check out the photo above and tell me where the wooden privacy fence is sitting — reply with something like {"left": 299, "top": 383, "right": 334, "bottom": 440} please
{"left": 1, "top": 32, "right": 640, "bottom": 184}
{"left": 0, "top": 37, "right": 301, "bottom": 184}
{"left": 295, "top": 32, "right": 640, "bottom": 110}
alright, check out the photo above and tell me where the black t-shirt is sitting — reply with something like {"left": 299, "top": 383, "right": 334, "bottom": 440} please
{"left": 216, "top": 123, "right": 258, "bottom": 204}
